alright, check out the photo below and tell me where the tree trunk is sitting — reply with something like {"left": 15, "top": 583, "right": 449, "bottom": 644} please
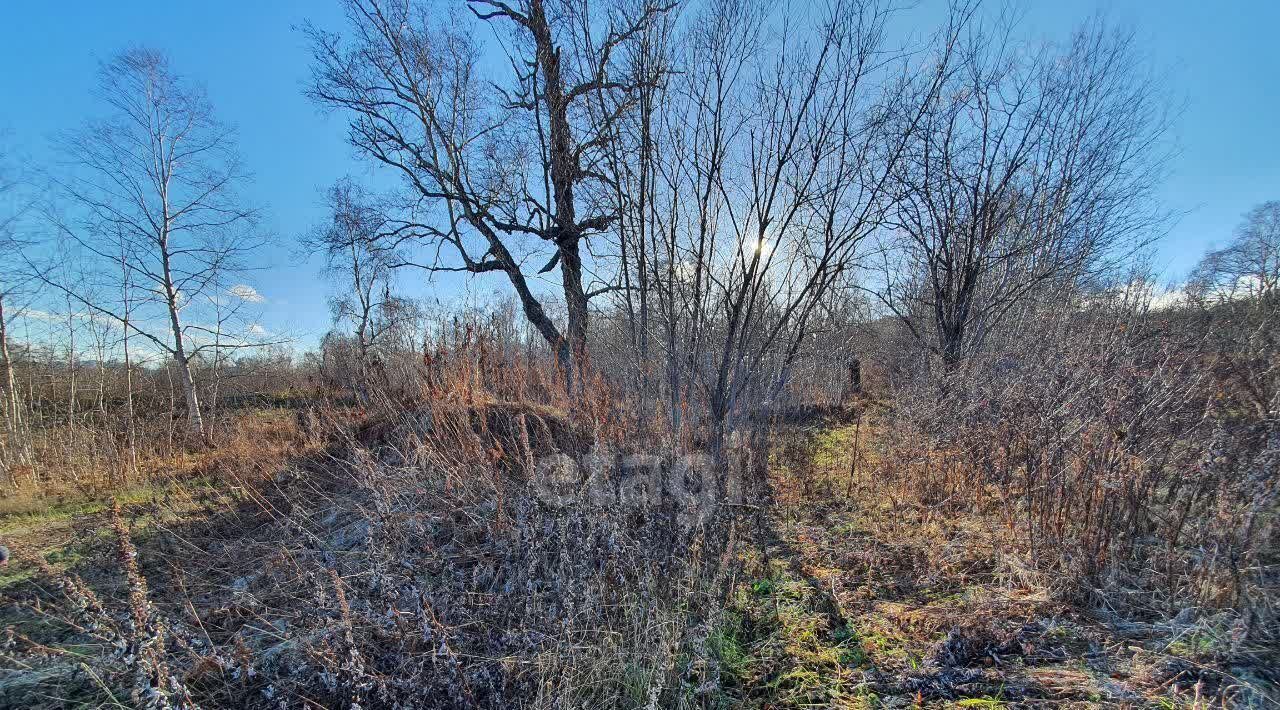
{"left": 530, "top": 0, "right": 591, "bottom": 387}
{"left": 162, "top": 258, "right": 204, "bottom": 437}
{"left": 0, "top": 295, "right": 21, "bottom": 432}
{"left": 122, "top": 317, "right": 137, "bottom": 474}
{"left": 559, "top": 238, "right": 588, "bottom": 389}
{"left": 157, "top": 213, "right": 205, "bottom": 438}
{"left": 65, "top": 293, "right": 76, "bottom": 431}
{"left": 119, "top": 247, "right": 137, "bottom": 473}
{"left": 175, "top": 353, "right": 204, "bottom": 437}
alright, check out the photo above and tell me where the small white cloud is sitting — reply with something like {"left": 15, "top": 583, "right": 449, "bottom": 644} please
{"left": 19, "top": 308, "right": 57, "bottom": 322}
{"left": 16, "top": 308, "right": 119, "bottom": 326}
{"left": 247, "top": 323, "right": 268, "bottom": 336}
{"left": 1232, "top": 274, "right": 1267, "bottom": 297}
{"left": 228, "top": 284, "right": 265, "bottom": 303}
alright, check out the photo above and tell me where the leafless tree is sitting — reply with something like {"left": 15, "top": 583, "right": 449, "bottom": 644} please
{"left": 600, "top": 0, "right": 953, "bottom": 434}
{"left": 873, "top": 14, "right": 1170, "bottom": 368}
{"left": 585, "top": 0, "right": 677, "bottom": 395}
{"left": 0, "top": 144, "right": 33, "bottom": 438}
{"left": 1187, "top": 200, "right": 1280, "bottom": 416}
{"left": 1191, "top": 201, "right": 1280, "bottom": 300}
{"left": 304, "top": 178, "right": 408, "bottom": 400}
{"left": 39, "top": 48, "right": 268, "bottom": 438}
{"left": 306, "top": 0, "right": 674, "bottom": 387}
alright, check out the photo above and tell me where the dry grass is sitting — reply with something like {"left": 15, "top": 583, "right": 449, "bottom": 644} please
{"left": 1, "top": 406, "right": 312, "bottom": 517}
{"left": 723, "top": 411, "right": 1279, "bottom": 708}
{"left": 1, "top": 324, "right": 1275, "bottom": 708}
{"left": 0, "top": 356, "right": 762, "bottom": 708}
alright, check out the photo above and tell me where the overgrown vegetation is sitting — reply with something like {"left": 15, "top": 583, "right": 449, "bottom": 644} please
{"left": 0, "top": 0, "right": 1276, "bottom": 707}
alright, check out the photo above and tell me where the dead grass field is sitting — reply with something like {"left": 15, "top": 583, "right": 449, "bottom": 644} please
{"left": 1, "top": 403, "right": 1274, "bottom": 708}
{"left": 708, "top": 410, "right": 1278, "bottom": 708}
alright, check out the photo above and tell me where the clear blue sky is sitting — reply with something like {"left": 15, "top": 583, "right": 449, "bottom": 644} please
{"left": 2, "top": 1, "right": 1277, "bottom": 349}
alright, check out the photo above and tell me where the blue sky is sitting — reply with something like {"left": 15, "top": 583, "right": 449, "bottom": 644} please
{"left": 2, "top": 1, "right": 1277, "bottom": 350}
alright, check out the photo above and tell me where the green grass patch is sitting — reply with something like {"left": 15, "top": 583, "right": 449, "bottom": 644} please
{"left": 0, "top": 476, "right": 225, "bottom": 593}
{"left": 810, "top": 423, "right": 860, "bottom": 470}
{"left": 710, "top": 567, "right": 872, "bottom": 708}
{"left": 707, "top": 610, "right": 751, "bottom": 684}
{"left": 0, "top": 481, "right": 175, "bottom": 534}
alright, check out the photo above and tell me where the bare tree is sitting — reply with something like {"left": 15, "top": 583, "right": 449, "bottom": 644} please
{"left": 874, "top": 14, "right": 1170, "bottom": 368}
{"left": 593, "top": 0, "right": 677, "bottom": 397}
{"left": 304, "top": 178, "right": 407, "bottom": 400}
{"left": 0, "top": 144, "right": 32, "bottom": 437}
{"left": 1191, "top": 201, "right": 1280, "bottom": 300}
{"left": 599, "top": 0, "right": 953, "bottom": 434}
{"left": 0, "top": 278, "right": 22, "bottom": 436}
{"left": 1187, "top": 200, "right": 1280, "bottom": 416}
{"left": 41, "top": 48, "right": 267, "bottom": 438}
{"left": 306, "top": 0, "right": 674, "bottom": 387}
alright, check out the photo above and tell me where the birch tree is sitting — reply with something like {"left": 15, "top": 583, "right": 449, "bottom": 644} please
{"left": 605, "top": 0, "right": 953, "bottom": 433}
{"left": 1187, "top": 201, "right": 1280, "bottom": 416}
{"left": 303, "top": 178, "right": 405, "bottom": 400}
{"left": 0, "top": 145, "right": 31, "bottom": 436}
{"left": 45, "top": 48, "right": 266, "bottom": 438}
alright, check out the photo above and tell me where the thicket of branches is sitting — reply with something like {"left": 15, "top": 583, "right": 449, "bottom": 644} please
{"left": 293, "top": 0, "right": 1274, "bottom": 640}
